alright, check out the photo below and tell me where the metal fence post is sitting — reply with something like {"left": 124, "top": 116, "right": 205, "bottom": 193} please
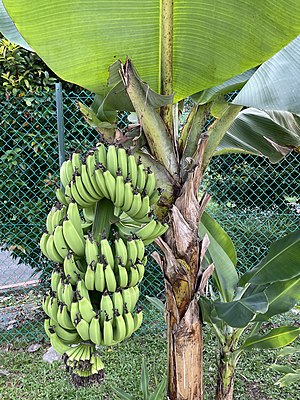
{"left": 55, "top": 82, "right": 66, "bottom": 169}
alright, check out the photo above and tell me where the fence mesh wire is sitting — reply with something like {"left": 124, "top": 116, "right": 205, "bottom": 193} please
{"left": 0, "top": 89, "right": 299, "bottom": 343}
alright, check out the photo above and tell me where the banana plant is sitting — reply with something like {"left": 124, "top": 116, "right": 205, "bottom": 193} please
{"left": 271, "top": 345, "right": 300, "bottom": 387}
{"left": 198, "top": 213, "right": 300, "bottom": 400}
{"left": 1, "top": 1, "right": 300, "bottom": 399}
{"left": 113, "top": 358, "right": 166, "bottom": 400}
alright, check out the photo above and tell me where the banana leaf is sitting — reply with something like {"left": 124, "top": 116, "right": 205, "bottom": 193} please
{"left": 233, "top": 35, "right": 300, "bottom": 114}
{"left": 241, "top": 326, "right": 300, "bottom": 351}
{"left": 255, "top": 276, "right": 300, "bottom": 321}
{"left": 216, "top": 108, "right": 300, "bottom": 162}
{"left": 214, "top": 292, "right": 268, "bottom": 328}
{"left": 199, "top": 211, "right": 238, "bottom": 302}
{"left": 239, "top": 230, "right": 300, "bottom": 286}
{"left": 2, "top": 1, "right": 300, "bottom": 101}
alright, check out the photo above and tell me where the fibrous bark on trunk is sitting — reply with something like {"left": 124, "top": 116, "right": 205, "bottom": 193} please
{"left": 155, "top": 138, "right": 213, "bottom": 400}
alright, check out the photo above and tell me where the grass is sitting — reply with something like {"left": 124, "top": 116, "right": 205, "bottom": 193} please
{"left": 0, "top": 310, "right": 300, "bottom": 399}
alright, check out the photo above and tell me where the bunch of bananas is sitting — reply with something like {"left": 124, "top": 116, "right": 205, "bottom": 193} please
{"left": 40, "top": 144, "right": 168, "bottom": 386}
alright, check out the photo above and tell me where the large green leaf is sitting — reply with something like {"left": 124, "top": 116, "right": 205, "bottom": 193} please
{"left": 192, "top": 68, "right": 257, "bottom": 105}
{"left": 241, "top": 326, "right": 300, "bottom": 351}
{"left": 214, "top": 292, "right": 268, "bottom": 328}
{"left": 2, "top": 1, "right": 300, "bottom": 101}
{"left": 199, "top": 212, "right": 238, "bottom": 302}
{"left": 233, "top": 36, "right": 300, "bottom": 114}
{"left": 275, "top": 371, "right": 300, "bottom": 387}
{"left": 216, "top": 108, "right": 300, "bottom": 163}
{"left": 239, "top": 230, "right": 300, "bottom": 286}
{"left": 0, "top": 0, "right": 31, "bottom": 50}
{"left": 255, "top": 276, "right": 300, "bottom": 321}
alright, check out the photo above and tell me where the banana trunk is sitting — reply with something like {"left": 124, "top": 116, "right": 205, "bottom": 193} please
{"left": 155, "top": 139, "right": 210, "bottom": 400}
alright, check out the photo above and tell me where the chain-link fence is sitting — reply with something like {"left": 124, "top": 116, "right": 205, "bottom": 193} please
{"left": 0, "top": 88, "right": 299, "bottom": 343}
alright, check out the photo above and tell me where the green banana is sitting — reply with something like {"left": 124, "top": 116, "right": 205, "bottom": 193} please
{"left": 100, "top": 291, "right": 114, "bottom": 324}
{"left": 144, "top": 167, "right": 156, "bottom": 197}
{"left": 113, "top": 234, "right": 128, "bottom": 266}
{"left": 74, "top": 174, "right": 98, "bottom": 205}
{"left": 132, "top": 285, "right": 140, "bottom": 306}
{"left": 103, "top": 169, "right": 116, "bottom": 202}
{"left": 56, "top": 277, "right": 65, "bottom": 303}
{"left": 89, "top": 313, "right": 102, "bottom": 346}
{"left": 133, "top": 308, "right": 143, "bottom": 332}
{"left": 81, "top": 163, "right": 102, "bottom": 200}
{"left": 62, "top": 278, "right": 74, "bottom": 310}
{"left": 51, "top": 321, "right": 80, "bottom": 343}
{"left": 84, "top": 262, "right": 96, "bottom": 291}
{"left": 66, "top": 201, "right": 83, "bottom": 236}
{"left": 135, "top": 219, "right": 157, "bottom": 240}
{"left": 63, "top": 251, "right": 84, "bottom": 285}
{"left": 74, "top": 314, "right": 90, "bottom": 341}
{"left": 46, "top": 234, "right": 64, "bottom": 263}
{"left": 126, "top": 190, "right": 142, "bottom": 219}
{"left": 42, "top": 294, "right": 51, "bottom": 315}
{"left": 71, "top": 152, "right": 82, "bottom": 174}
{"left": 114, "top": 171, "right": 125, "bottom": 208}
{"left": 106, "top": 145, "right": 118, "bottom": 177}
{"left": 149, "top": 188, "right": 162, "bottom": 206}
{"left": 46, "top": 206, "right": 57, "bottom": 235}
{"left": 127, "top": 153, "right": 138, "bottom": 187}
{"left": 62, "top": 218, "right": 85, "bottom": 257}
{"left": 77, "top": 293, "right": 96, "bottom": 323}
{"left": 136, "top": 259, "right": 145, "bottom": 282}
{"left": 104, "top": 263, "right": 117, "bottom": 293}
{"left": 121, "top": 287, "right": 135, "bottom": 313}
{"left": 123, "top": 309, "right": 135, "bottom": 339}
{"left": 122, "top": 180, "right": 134, "bottom": 212}
{"left": 50, "top": 265, "right": 62, "bottom": 292}
{"left": 94, "top": 165, "right": 111, "bottom": 199}
{"left": 116, "top": 262, "right": 128, "bottom": 288}
{"left": 128, "top": 264, "right": 140, "bottom": 287}
{"left": 50, "top": 331, "right": 71, "bottom": 355}
{"left": 53, "top": 225, "right": 69, "bottom": 259}
{"left": 143, "top": 222, "right": 169, "bottom": 244}
{"left": 85, "top": 235, "right": 99, "bottom": 265}
{"left": 47, "top": 296, "right": 59, "bottom": 322}
{"left": 94, "top": 143, "right": 107, "bottom": 167}
{"left": 102, "top": 314, "right": 114, "bottom": 346}
{"left": 64, "top": 183, "right": 73, "bottom": 203}
{"left": 126, "top": 236, "right": 138, "bottom": 265}
{"left": 100, "top": 233, "right": 115, "bottom": 267}
{"left": 83, "top": 205, "right": 96, "bottom": 223}
{"left": 57, "top": 303, "right": 75, "bottom": 330}
{"left": 131, "top": 194, "right": 150, "bottom": 220}
{"left": 44, "top": 318, "right": 52, "bottom": 338}
{"left": 40, "top": 232, "right": 51, "bottom": 259}
{"left": 112, "top": 289, "right": 124, "bottom": 315}
{"left": 55, "top": 187, "right": 70, "bottom": 206}
{"left": 69, "top": 180, "right": 93, "bottom": 208}
{"left": 134, "top": 237, "right": 145, "bottom": 261}
{"left": 94, "top": 261, "right": 105, "bottom": 292}
{"left": 70, "top": 300, "right": 80, "bottom": 324}
{"left": 60, "top": 159, "right": 73, "bottom": 188}
{"left": 76, "top": 278, "right": 90, "bottom": 301}
{"left": 53, "top": 205, "right": 67, "bottom": 228}
{"left": 117, "top": 147, "right": 128, "bottom": 177}
{"left": 113, "top": 309, "right": 126, "bottom": 342}
{"left": 136, "top": 158, "right": 146, "bottom": 192}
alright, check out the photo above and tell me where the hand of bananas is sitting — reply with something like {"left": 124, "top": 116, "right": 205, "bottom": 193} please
{"left": 40, "top": 144, "right": 168, "bottom": 386}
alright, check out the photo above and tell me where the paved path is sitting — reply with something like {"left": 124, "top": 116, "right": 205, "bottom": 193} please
{"left": 0, "top": 250, "right": 40, "bottom": 289}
